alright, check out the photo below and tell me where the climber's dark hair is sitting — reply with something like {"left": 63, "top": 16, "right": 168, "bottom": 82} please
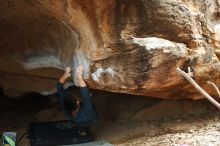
{"left": 63, "top": 91, "right": 78, "bottom": 111}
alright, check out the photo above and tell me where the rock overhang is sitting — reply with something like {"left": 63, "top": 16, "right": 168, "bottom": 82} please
{"left": 0, "top": 0, "right": 220, "bottom": 99}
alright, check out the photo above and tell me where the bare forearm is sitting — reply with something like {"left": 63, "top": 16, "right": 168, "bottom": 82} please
{"left": 59, "top": 67, "right": 71, "bottom": 84}
{"left": 78, "top": 78, "right": 86, "bottom": 87}
{"left": 59, "top": 74, "right": 69, "bottom": 84}
{"left": 76, "top": 65, "right": 86, "bottom": 87}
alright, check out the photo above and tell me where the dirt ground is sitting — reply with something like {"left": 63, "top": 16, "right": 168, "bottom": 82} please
{"left": 100, "top": 113, "right": 220, "bottom": 146}
{"left": 0, "top": 93, "right": 220, "bottom": 146}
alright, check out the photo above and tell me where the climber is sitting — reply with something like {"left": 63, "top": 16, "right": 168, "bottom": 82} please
{"left": 56, "top": 65, "right": 98, "bottom": 134}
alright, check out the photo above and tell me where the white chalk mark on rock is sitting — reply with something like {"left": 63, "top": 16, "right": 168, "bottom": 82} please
{"left": 131, "top": 36, "right": 187, "bottom": 54}
{"left": 23, "top": 55, "right": 63, "bottom": 69}
{"left": 92, "top": 67, "right": 116, "bottom": 81}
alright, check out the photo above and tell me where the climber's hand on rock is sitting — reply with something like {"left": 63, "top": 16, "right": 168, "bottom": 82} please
{"left": 76, "top": 65, "right": 86, "bottom": 87}
{"left": 59, "top": 67, "right": 71, "bottom": 84}
{"left": 65, "top": 67, "right": 71, "bottom": 74}
{"left": 76, "top": 65, "right": 83, "bottom": 80}
{"left": 64, "top": 67, "right": 71, "bottom": 79}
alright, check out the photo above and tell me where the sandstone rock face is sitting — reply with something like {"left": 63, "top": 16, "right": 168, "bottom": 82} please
{"left": 1, "top": 0, "right": 220, "bottom": 99}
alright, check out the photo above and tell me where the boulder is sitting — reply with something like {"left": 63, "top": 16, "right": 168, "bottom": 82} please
{"left": 0, "top": 0, "right": 220, "bottom": 99}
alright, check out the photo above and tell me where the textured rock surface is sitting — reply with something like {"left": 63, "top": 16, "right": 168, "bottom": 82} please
{"left": 1, "top": 0, "right": 220, "bottom": 99}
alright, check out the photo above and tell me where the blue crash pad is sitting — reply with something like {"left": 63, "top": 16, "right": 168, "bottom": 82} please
{"left": 30, "top": 121, "right": 95, "bottom": 146}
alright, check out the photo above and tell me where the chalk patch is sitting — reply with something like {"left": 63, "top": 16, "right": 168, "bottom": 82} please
{"left": 92, "top": 67, "right": 116, "bottom": 81}
{"left": 73, "top": 51, "right": 90, "bottom": 79}
{"left": 214, "top": 23, "right": 220, "bottom": 41}
{"left": 132, "top": 37, "right": 175, "bottom": 50}
{"left": 92, "top": 68, "right": 103, "bottom": 81}
{"left": 24, "top": 55, "right": 63, "bottom": 70}
{"left": 131, "top": 37, "right": 186, "bottom": 54}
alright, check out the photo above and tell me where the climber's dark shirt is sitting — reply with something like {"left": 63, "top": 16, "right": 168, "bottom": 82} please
{"left": 56, "top": 82, "right": 98, "bottom": 127}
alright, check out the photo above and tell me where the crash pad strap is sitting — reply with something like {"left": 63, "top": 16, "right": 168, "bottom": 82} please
{"left": 62, "top": 140, "right": 113, "bottom": 146}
